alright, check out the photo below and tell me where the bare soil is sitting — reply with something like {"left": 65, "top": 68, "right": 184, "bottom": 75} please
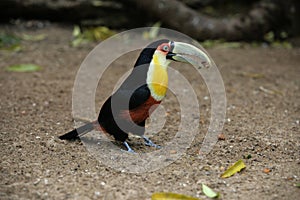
{"left": 0, "top": 23, "right": 299, "bottom": 200}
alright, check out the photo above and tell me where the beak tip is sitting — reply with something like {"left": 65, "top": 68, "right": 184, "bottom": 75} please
{"left": 172, "top": 41, "right": 212, "bottom": 69}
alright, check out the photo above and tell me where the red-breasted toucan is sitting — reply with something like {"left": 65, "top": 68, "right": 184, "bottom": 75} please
{"left": 59, "top": 39, "right": 210, "bottom": 153}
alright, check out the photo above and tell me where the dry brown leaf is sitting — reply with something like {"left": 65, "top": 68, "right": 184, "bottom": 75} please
{"left": 263, "top": 168, "right": 271, "bottom": 173}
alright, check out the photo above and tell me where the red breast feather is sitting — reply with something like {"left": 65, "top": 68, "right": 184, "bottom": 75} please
{"left": 120, "top": 96, "right": 161, "bottom": 124}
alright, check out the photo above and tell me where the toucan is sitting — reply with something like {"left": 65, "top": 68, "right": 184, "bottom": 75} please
{"left": 59, "top": 39, "right": 211, "bottom": 153}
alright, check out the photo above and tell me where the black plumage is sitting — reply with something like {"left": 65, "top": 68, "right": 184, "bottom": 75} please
{"left": 59, "top": 39, "right": 169, "bottom": 144}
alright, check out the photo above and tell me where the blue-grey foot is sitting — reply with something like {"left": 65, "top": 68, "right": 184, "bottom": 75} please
{"left": 122, "top": 141, "right": 136, "bottom": 153}
{"left": 143, "top": 136, "right": 161, "bottom": 148}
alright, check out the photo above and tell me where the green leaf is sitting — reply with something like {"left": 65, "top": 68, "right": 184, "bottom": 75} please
{"left": 237, "top": 72, "right": 265, "bottom": 79}
{"left": 202, "top": 184, "right": 219, "bottom": 198}
{"left": 71, "top": 37, "right": 89, "bottom": 47}
{"left": 296, "top": 183, "right": 300, "bottom": 188}
{"left": 152, "top": 192, "right": 200, "bottom": 200}
{"left": 21, "top": 34, "right": 47, "bottom": 41}
{"left": 271, "top": 41, "right": 292, "bottom": 49}
{"left": 1, "top": 44, "right": 22, "bottom": 52}
{"left": 221, "top": 159, "right": 246, "bottom": 178}
{"left": 71, "top": 26, "right": 115, "bottom": 47}
{"left": 0, "top": 33, "right": 22, "bottom": 52}
{"left": 73, "top": 26, "right": 81, "bottom": 37}
{"left": 6, "top": 64, "right": 42, "bottom": 72}
{"left": 264, "top": 31, "right": 274, "bottom": 43}
{"left": 89, "top": 26, "right": 116, "bottom": 41}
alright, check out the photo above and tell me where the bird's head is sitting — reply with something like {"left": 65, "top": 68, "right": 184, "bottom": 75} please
{"left": 132, "top": 39, "right": 211, "bottom": 101}
{"left": 134, "top": 39, "right": 211, "bottom": 69}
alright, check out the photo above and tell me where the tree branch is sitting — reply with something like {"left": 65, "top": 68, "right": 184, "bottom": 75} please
{"left": 131, "top": 0, "right": 289, "bottom": 41}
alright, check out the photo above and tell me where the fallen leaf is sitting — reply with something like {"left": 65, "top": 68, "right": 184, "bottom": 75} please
{"left": 71, "top": 37, "right": 88, "bottom": 47}
{"left": 1, "top": 44, "right": 22, "bottom": 52}
{"left": 264, "top": 31, "right": 275, "bottom": 42}
{"left": 221, "top": 159, "right": 246, "bottom": 178}
{"left": 88, "top": 26, "right": 116, "bottom": 41}
{"left": 21, "top": 34, "right": 47, "bottom": 41}
{"left": 72, "top": 25, "right": 81, "bottom": 37}
{"left": 259, "top": 86, "right": 283, "bottom": 96}
{"left": 152, "top": 192, "right": 200, "bottom": 200}
{"left": 71, "top": 26, "right": 115, "bottom": 47}
{"left": 0, "top": 33, "right": 22, "bottom": 52}
{"left": 263, "top": 168, "right": 271, "bottom": 174}
{"left": 237, "top": 72, "right": 265, "bottom": 79}
{"left": 271, "top": 41, "right": 292, "bottom": 49}
{"left": 202, "top": 184, "right": 220, "bottom": 198}
{"left": 295, "top": 183, "right": 300, "bottom": 188}
{"left": 6, "top": 64, "right": 42, "bottom": 72}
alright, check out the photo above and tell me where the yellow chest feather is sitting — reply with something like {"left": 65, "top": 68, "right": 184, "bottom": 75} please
{"left": 147, "top": 53, "right": 169, "bottom": 101}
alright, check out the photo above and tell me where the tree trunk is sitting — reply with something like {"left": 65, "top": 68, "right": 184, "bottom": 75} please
{"left": 1, "top": 0, "right": 296, "bottom": 40}
{"left": 0, "top": 0, "right": 146, "bottom": 28}
{"left": 131, "top": 0, "right": 291, "bottom": 41}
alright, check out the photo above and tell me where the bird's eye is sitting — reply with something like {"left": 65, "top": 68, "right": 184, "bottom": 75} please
{"left": 162, "top": 45, "right": 169, "bottom": 52}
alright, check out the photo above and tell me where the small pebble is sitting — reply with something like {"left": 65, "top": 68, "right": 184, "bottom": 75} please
{"left": 33, "top": 179, "right": 41, "bottom": 185}
{"left": 218, "top": 133, "right": 226, "bottom": 140}
{"left": 95, "top": 191, "right": 101, "bottom": 196}
{"left": 169, "top": 150, "right": 177, "bottom": 154}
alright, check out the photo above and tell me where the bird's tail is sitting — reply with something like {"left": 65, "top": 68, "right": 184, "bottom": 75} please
{"left": 59, "top": 122, "right": 95, "bottom": 140}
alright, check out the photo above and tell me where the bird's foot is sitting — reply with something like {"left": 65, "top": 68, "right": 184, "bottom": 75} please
{"left": 143, "top": 136, "right": 161, "bottom": 148}
{"left": 122, "top": 141, "right": 136, "bottom": 153}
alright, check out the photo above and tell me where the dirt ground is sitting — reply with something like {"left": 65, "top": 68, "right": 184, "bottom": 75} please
{"left": 0, "top": 23, "right": 299, "bottom": 200}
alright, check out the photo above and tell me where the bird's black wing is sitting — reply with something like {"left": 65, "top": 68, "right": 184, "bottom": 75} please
{"left": 98, "top": 85, "right": 149, "bottom": 137}
{"left": 112, "top": 63, "right": 151, "bottom": 110}
{"left": 112, "top": 85, "right": 151, "bottom": 110}
{"left": 99, "top": 63, "right": 151, "bottom": 121}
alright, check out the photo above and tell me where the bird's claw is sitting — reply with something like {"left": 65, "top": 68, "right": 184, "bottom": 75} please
{"left": 143, "top": 136, "right": 161, "bottom": 149}
{"left": 123, "top": 141, "right": 136, "bottom": 153}
{"left": 145, "top": 141, "right": 161, "bottom": 149}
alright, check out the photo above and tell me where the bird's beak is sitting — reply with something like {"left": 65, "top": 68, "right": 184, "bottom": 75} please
{"left": 167, "top": 41, "right": 211, "bottom": 68}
